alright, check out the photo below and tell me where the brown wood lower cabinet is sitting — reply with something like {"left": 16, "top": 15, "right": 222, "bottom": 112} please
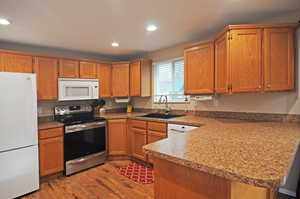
{"left": 147, "top": 130, "right": 167, "bottom": 163}
{"left": 107, "top": 119, "right": 128, "bottom": 155}
{"left": 129, "top": 119, "right": 167, "bottom": 163}
{"left": 39, "top": 127, "right": 64, "bottom": 177}
{"left": 131, "top": 127, "right": 147, "bottom": 161}
{"left": 107, "top": 119, "right": 167, "bottom": 163}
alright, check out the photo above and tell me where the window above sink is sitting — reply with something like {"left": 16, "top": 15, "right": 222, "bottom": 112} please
{"left": 153, "top": 58, "right": 189, "bottom": 103}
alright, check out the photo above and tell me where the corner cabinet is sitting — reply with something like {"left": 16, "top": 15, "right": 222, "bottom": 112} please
{"left": 184, "top": 40, "right": 215, "bottom": 95}
{"left": 97, "top": 63, "right": 112, "bottom": 98}
{"left": 213, "top": 23, "right": 297, "bottom": 94}
{"left": 129, "top": 59, "right": 152, "bottom": 97}
{"left": 111, "top": 62, "right": 130, "bottom": 97}
{"left": 33, "top": 57, "right": 59, "bottom": 100}
{"left": 214, "top": 32, "right": 229, "bottom": 94}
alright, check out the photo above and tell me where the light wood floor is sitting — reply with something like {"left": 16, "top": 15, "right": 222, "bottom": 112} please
{"left": 21, "top": 160, "right": 295, "bottom": 199}
{"left": 22, "top": 160, "right": 153, "bottom": 199}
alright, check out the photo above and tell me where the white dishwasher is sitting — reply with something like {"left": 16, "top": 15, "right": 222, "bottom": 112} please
{"left": 168, "top": 124, "right": 199, "bottom": 136}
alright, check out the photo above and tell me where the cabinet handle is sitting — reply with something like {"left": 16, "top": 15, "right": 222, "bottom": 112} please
{"left": 227, "top": 83, "right": 233, "bottom": 91}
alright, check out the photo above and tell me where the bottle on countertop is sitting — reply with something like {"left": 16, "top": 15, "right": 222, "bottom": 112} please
{"left": 127, "top": 104, "right": 133, "bottom": 113}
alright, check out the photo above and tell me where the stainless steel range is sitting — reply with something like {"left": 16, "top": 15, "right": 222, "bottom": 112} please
{"left": 54, "top": 104, "right": 107, "bottom": 176}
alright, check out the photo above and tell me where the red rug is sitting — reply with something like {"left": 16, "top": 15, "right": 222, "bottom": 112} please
{"left": 119, "top": 162, "right": 154, "bottom": 184}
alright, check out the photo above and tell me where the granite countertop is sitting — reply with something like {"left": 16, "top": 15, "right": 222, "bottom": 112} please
{"left": 143, "top": 116, "right": 300, "bottom": 189}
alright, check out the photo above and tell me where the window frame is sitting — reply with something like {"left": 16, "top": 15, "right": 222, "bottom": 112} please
{"left": 153, "top": 57, "right": 189, "bottom": 104}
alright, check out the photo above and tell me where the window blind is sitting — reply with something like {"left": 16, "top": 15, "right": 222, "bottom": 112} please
{"left": 154, "top": 58, "right": 188, "bottom": 103}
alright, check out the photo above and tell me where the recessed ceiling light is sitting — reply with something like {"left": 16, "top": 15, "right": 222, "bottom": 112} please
{"left": 0, "top": 18, "right": 11, "bottom": 25}
{"left": 111, "top": 42, "right": 119, "bottom": 47}
{"left": 146, "top": 24, "right": 157, "bottom": 32}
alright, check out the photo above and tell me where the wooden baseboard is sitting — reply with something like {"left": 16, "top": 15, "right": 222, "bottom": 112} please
{"left": 107, "top": 155, "right": 131, "bottom": 161}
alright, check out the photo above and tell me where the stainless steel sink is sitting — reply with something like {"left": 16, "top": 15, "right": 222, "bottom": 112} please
{"left": 140, "top": 113, "right": 184, "bottom": 119}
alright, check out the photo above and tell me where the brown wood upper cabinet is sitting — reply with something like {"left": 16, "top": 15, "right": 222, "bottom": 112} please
{"left": 59, "top": 59, "right": 79, "bottom": 78}
{"left": 214, "top": 32, "right": 229, "bottom": 94}
{"left": 34, "top": 57, "right": 58, "bottom": 100}
{"left": 215, "top": 29, "right": 263, "bottom": 94}
{"left": 184, "top": 40, "right": 215, "bottom": 95}
{"left": 263, "top": 28, "right": 295, "bottom": 91}
{"left": 213, "top": 23, "right": 297, "bottom": 94}
{"left": 229, "top": 29, "right": 263, "bottom": 93}
{"left": 97, "top": 63, "right": 112, "bottom": 98}
{"left": 108, "top": 119, "right": 128, "bottom": 155}
{"left": 111, "top": 62, "right": 130, "bottom": 97}
{"left": 0, "top": 52, "right": 33, "bottom": 73}
{"left": 39, "top": 127, "right": 64, "bottom": 177}
{"left": 130, "top": 59, "right": 152, "bottom": 97}
{"left": 79, "top": 61, "right": 97, "bottom": 79}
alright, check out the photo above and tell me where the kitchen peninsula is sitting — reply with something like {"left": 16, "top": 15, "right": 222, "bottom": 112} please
{"left": 144, "top": 116, "right": 300, "bottom": 199}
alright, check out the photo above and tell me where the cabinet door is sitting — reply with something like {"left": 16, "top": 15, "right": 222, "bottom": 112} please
{"left": 97, "top": 63, "right": 112, "bottom": 98}
{"left": 131, "top": 127, "right": 147, "bottom": 161}
{"left": 39, "top": 136, "right": 64, "bottom": 177}
{"left": 111, "top": 63, "right": 130, "bottom": 97}
{"left": 1, "top": 53, "right": 33, "bottom": 73}
{"left": 147, "top": 130, "right": 166, "bottom": 163}
{"left": 184, "top": 42, "right": 214, "bottom": 94}
{"left": 59, "top": 59, "right": 79, "bottom": 78}
{"left": 264, "top": 28, "right": 295, "bottom": 91}
{"left": 108, "top": 119, "right": 127, "bottom": 155}
{"left": 130, "top": 60, "right": 141, "bottom": 96}
{"left": 79, "top": 61, "right": 97, "bottom": 79}
{"left": 230, "top": 29, "right": 263, "bottom": 93}
{"left": 33, "top": 57, "right": 58, "bottom": 100}
{"left": 215, "top": 33, "right": 230, "bottom": 94}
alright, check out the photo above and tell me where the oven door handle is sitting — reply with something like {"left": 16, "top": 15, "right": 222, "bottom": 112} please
{"left": 69, "top": 158, "right": 88, "bottom": 164}
{"left": 65, "top": 121, "right": 106, "bottom": 134}
{"left": 68, "top": 151, "right": 107, "bottom": 165}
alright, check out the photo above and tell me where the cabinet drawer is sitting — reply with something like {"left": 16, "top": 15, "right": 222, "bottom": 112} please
{"left": 148, "top": 122, "right": 167, "bottom": 132}
{"left": 131, "top": 120, "right": 147, "bottom": 129}
{"left": 147, "top": 130, "right": 167, "bottom": 138}
{"left": 39, "top": 127, "right": 63, "bottom": 139}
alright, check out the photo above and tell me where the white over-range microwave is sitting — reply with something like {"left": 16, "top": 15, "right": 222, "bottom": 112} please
{"left": 58, "top": 78, "right": 99, "bottom": 101}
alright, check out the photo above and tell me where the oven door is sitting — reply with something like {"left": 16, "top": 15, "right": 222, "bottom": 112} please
{"left": 64, "top": 126, "right": 106, "bottom": 162}
{"left": 58, "top": 78, "right": 99, "bottom": 101}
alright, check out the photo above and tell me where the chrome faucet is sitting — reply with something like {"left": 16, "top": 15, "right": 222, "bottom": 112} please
{"left": 158, "top": 95, "right": 171, "bottom": 114}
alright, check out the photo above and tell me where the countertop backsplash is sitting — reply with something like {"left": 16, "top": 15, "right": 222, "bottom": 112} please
{"left": 37, "top": 99, "right": 127, "bottom": 117}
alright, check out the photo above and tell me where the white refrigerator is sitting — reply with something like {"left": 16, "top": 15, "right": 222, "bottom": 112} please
{"left": 0, "top": 72, "right": 39, "bottom": 199}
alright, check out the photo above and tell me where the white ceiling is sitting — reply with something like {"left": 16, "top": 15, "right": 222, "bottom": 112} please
{"left": 0, "top": 0, "right": 299, "bottom": 57}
